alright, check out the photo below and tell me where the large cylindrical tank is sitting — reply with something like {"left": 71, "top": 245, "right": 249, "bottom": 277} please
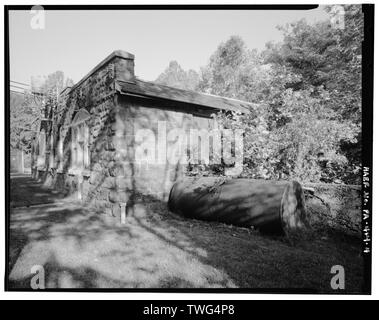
{"left": 168, "top": 177, "right": 308, "bottom": 235}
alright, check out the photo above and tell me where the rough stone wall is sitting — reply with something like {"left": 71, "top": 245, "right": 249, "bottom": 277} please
{"left": 32, "top": 52, "right": 217, "bottom": 220}
{"left": 80, "top": 98, "right": 116, "bottom": 212}
{"left": 113, "top": 95, "right": 216, "bottom": 205}
{"left": 304, "top": 183, "right": 361, "bottom": 237}
{"left": 32, "top": 54, "right": 120, "bottom": 209}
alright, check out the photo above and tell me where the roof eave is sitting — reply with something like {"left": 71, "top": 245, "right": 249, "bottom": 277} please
{"left": 115, "top": 80, "right": 252, "bottom": 114}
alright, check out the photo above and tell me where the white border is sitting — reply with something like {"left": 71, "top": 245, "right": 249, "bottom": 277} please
{"left": 0, "top": 0, "right": 376, "bottom": 300}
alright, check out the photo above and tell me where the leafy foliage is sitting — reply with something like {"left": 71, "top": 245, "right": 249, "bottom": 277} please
{"left": 196, "top": 5, "right": 362, "bottom": 184}
{"left": 155, "top": 61, "right": 200, "bottom": 91}
{"left": 10, "top": 92, "right": 41, "bottom": 153}
{"left": 10, "top": 71, "right": 73, "bottom": 154}
{"left": 38, "top": 71, "right": 74, "bottom": 102}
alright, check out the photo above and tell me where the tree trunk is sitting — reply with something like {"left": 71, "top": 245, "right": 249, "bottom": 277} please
{"left": 168, "top": 177, "right": 308, "bottom": 235}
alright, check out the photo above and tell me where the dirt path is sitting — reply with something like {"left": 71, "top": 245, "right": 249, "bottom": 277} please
{"left": 8, "top": 175, "right": 365, "bottom": 292}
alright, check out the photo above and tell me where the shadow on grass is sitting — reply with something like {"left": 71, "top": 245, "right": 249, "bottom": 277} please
{"left": 8, "top": 182, "right": 365, "bottom": 292}
{"left": 10, "top": 175, "right": 66, "bottom": 208}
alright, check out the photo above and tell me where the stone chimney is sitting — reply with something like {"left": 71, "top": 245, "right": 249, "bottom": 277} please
{"left": 112, "top": 50, "right": 135, "bottom": 83}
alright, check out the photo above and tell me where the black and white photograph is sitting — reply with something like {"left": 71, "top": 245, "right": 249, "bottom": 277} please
{"left": 4, "top": 3, "right": 373, "bottom": 295}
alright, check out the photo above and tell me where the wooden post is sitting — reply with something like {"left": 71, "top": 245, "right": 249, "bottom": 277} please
{"left": 49, "top": 134, "right": 54, "bottom": 169}
{"left": 120, "top": 202, "right": 127, "bottom": 224}
{"left": 77, "top": 174, "right": 83, "bottom": 201}
{"left": 20, "top": 150, "right": 24, "bottom": 173}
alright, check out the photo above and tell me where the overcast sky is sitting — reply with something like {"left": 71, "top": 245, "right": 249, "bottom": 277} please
{"left": 9, "top": 7, "right": 330, "bottom": 86}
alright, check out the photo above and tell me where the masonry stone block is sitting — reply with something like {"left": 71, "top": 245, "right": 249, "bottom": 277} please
{"left": 96, "top": 188, "right": 110, "bottom": 201}
{"left": 92, "top": 163, "right": 102, "bottom": 172}
{"left": 109, "top": 190, "right": 130, "bottom": 203}
{"left": 108, "top": 163, "right": 123, "bottom": 177}
{"left": 102, "top": 176, "right": 116, "bottom": 189}
{"left": 105, "top": 207, "right": 113, "bottom": 216}
{"left": 115, "top": 176, "right": 133, "bottom": 190}
{"left": 82, "top": 180, "right": 90, "bottom": 196}
{"left": 94, "top": 200, "right": 108, "bottom": 211}
{"left": 111, "top": 203, "right": 121, "bottom": 218}
{"left": 107, "top": 160, "right": 115, "bottom": 169}
{"left": 89, "top": 171, "right": 102, "bottom": 185}
{"left": 105, "top": 141, "right": 116, "bottom": 151}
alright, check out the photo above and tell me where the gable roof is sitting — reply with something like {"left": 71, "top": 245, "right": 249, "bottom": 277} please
{"left": 115, "top": 79, "right": 254, "bottom": 113}
{"left": 58, "top": 50, "right": 255, "bottom": 114}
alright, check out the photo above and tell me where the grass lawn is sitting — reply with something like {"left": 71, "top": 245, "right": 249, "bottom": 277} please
{"left": 9, "top": 186, "right": 364, "bottom": 292}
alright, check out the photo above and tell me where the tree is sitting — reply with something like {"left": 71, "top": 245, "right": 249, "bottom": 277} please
{"left": 155, "top": 61, "right": 200, "bottom": 91}
{"left": 10, "top": 71, "right": 74, "bottom": 155}
{"left": 263, "top": 5, "right": 363, "bottom": 124}
{"left": 262, "top": 5, "right": 363, "bottom": 182}
{"left": 198, "top": 35, "right": 248, "bottom": 98}
{"left": 198, "top": 5, "right": 363, "bottom": 184}
{"left": 10, "top": 91, "right": 41, "bottom": 153}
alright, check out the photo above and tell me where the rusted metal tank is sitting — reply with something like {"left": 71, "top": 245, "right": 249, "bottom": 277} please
{"left": 168, "top": 177, "right": 308, "bottom": 235}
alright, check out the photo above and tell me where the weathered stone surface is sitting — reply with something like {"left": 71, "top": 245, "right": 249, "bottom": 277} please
{"left": 111, "top": 203, "right": 121, "bottom": 218}
{"left": 97, "top": 188, "right": 109, "bottom": 201}
{"left": 95, "top": 142, "right": 105, "bottom": 152}
{"left": 107, "top": 161, "right": 115, "bottom": 169}
{"left": 89, "top": 171, "right": 102, "bottom": 185}
{"left": 114, "top": 55, "right": 135, "bottom": 83}
{"left": 115, "top": 176, "right": 133, "bottom": 190}
{"left": 86, "top": 190, "right": 97, "bottom": 202}
{"left": 92, "top": 163, "right": 102, "bottom": 172}
{"left": 105, "top": 206, "right": 113, "bottom": 216}
{"left": 105, "top": 141, "right": 116, "bottom": 151}
{"left": 109, "top": 164, "right": 124, "bottom": 177}
{"left": 93, "top": 200, "right": 108, "bottom": 211}
{"left": 102, "top": 176, "right": 116, "bottom": 189}
{"left": 82, "top": 180, "right": 90, "bottom": 196}
{"left": 109, "top": 190, "right": 130, "bottom": 203}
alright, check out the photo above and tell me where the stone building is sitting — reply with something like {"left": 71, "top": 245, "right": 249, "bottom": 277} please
{"left": 32, "top": 50, "right": 253, "bottom": 219}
